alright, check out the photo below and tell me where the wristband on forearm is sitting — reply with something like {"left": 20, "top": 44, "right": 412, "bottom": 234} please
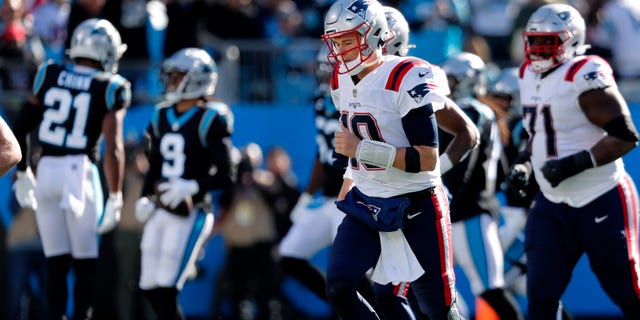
{"left": 355, "top": 140, "right": 396, "bottom": 169}
{"left": 562, "top": 150, "right": 596, "bottom": 176}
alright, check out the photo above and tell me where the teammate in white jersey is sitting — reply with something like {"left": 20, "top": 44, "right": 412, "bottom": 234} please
{"left": 12, "top": 18, "right": 130, "bottom": 319}
{"left": 507, "top": 3, "right": 640, "bottom": 318}
{"left": 322, "top": 0, "right": 462, "bottom": 319}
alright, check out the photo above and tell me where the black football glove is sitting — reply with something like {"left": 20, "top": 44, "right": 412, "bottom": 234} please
{"left": 540, "top": 150, "right": 595, "bottom": 187}
{"left": 506, "top": 151, "right": 532, "bottom": 198}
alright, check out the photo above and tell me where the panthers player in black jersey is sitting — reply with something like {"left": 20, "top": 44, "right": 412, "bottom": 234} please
{"left": 133, "top": 47, "right": 234, "bottom": 320}
{"left": 440, "top": 52, "right": 524, "bottom": 319}
{"left": 12, "top": 18, "right": 130, "bottom": 319}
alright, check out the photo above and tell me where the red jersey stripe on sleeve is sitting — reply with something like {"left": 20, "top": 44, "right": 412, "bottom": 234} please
{"left": 385, "top": 58, "right": 426, "bottom": 92}
{"left": 564, "top": 56, "right": 591, "bottom": 82}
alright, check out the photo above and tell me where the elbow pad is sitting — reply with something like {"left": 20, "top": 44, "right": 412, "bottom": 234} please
{"left": 603, "top": 115, "right": 639, "bottom": 142}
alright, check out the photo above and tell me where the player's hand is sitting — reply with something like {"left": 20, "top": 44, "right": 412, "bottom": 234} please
{"left": 14, "top": 168, "right": 38, "bottom": 210}
{"left": 98, "top": 192, "right": 122, "bottom": 234}
{"left": 135, "top": 196, "right": 156, "bottom": 223}
{"left": 507, "top": 163, "right": 531, "bottom": 189}
{"left": 334, "top": 124, "right": 359, "bottom": 158}
{"left": 541, "top": 150, "right": 594, "bottom": 188}
{"left": 505, "top": 151, "right": 532, "bottom": 197}
{"left": 157, "top": 178, "right": 199, "bottom": 209}
{"left": 290, "top": 192, "right": 313, "bottom": 223}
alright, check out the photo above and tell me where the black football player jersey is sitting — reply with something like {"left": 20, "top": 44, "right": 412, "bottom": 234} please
{"left": 439, "top": 98, "right": 501, "bottom": 222}
{"left": 31, "top": 61, "right": 131, "bottom": 162}
{"left": 313, "top": 88, "right": 347, "bottom": 198}
{"left": 142, "top": 101, "right": 234, "bottom": 205}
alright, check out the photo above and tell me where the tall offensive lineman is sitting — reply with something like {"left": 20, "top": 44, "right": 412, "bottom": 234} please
{"left": 133, "top": 47, "right": 235, "bottom": 320}
{"left": 509, "top": 3, "right": 640, "bottom": 317}
{"left": 12, "top": 18, "right": 130, "bottom": 319}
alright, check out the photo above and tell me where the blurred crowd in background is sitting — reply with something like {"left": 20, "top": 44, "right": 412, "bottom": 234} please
{"left": 0, "top": 0, "right": 639, "bottom": 319}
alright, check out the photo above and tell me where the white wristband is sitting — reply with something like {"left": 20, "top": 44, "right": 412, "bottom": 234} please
{"left": 355, "top": 140, "right": 396, "bottom": 169}
{"left": 440, "top": 153, "right": 453, "bottom": 174}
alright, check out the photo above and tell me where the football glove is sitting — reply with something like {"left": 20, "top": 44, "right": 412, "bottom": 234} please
{"left": 135, "top": 196, "right": 156, "bottom": 223}
{"left": 98, "top": 192, "right": 123, "bottom": 234}
{"left": 157, "top": 178, "right": 199, "bottom": 209}
{"left": 14, "top": 168, "right": 37, "bottom": 210}
{"left": 506, "top": 151, "right": 532, "bottom": 197}
{"left": 541, "top": 150, "right": 594, "bottom": 187}
{"left": 290, "top": 192, "right": 313, "bottom": 223}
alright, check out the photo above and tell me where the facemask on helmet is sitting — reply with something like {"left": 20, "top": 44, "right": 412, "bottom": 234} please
{"left": 442, "top": 52, "right": 487, "bottom": 99}
{"left": 67, "top": 19, "right": 128, "bottom": 73}
{"left": 522, "top": 3, "right": 589, "bottom": 73}
{"left": 382, "top": 6, "right": 413, "bottom": 57}
{"left": 322, "top": 0, "right": 389, "bottom": 75}
{"left": 161, "top": 48, "right": 218, "bottom": 104}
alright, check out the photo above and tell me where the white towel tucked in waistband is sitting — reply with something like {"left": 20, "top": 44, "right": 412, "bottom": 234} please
{"left": 371, "top": 230, "right": 425, "bottom": 285}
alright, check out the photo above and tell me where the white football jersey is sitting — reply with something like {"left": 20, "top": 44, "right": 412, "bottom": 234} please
{"left": 518, "top": 55, "right": 626, "bottom": 207}
{"left": 331, "top": 55, "right": 448, "bottom": 198}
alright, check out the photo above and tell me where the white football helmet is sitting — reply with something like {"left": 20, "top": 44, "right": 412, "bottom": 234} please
{"left": 489, "top": 67, "right": 520, "bottom": 116}
{"left": 161, "top": 48, "right": 218, "bottom": 103}
{"left": 442, "top": 52, "right": 487, "bottom": 99}
{"left": 67, "top": 19, "right": 127, "bottom": 73}
{"left": 322, "top": 0, "right": 389, "bottom": 75}
{"left": 382, "top": 6, "right": 413, "bottom": 57}
{"left": 522, "top": 3, "right": 589, "bottom": 73}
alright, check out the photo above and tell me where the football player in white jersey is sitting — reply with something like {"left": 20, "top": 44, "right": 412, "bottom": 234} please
{"left": 322, "top": 0, "right": 463, "bottom": 319}
{"left": 278, "top": 45, "right": 379, "bottom": 313}
{"left": 507, "top": 3, "right": 640, "bottom": 318}
{"left": 134, "top": 48, "right": 234, "bottom": 319}
{"left": 12, "top": 18, "right": 130, "bottom": 319}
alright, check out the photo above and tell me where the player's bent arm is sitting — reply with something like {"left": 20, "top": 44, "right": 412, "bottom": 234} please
{"left": 579, "top": 87, "right": 639, "bottom": 164}
{"left": 198, "top": 136, "right": 235, "bottom": 193}
{"left": 101, "top": 108, "right": 126, "bottom": 194}
{"left": 12, "top": 97, "right": 44, "bottom": 172}
{"left": 397, "top": 104, "right": 440, "bottom": 172}
{"left": 0, "top": 115, "right": 21, "bottom": 176}
{"left": 436, "top": 98, "right": 480, "bottom": 168}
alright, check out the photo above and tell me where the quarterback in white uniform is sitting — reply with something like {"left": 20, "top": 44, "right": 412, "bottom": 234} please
{"left": 507, "top": 3, "right": 640, "bottom": 318}
{"left": 322, "top": 0, "right": 462, "bottom": 319}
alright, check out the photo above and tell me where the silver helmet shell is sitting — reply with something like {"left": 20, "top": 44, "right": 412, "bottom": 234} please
{"left": 489, "top": 67, "right": 520, "bottom": 116}
{"left": 442, "top": 52, "right": 487, "bottom": 99}
{"left": 383, "top": 6, "right": 412, "bottom": 57}
{"left": 522, "top": 3, "right": 589, "bottom": 72}
{"left": 67, "top": 19, "right": 128, "bottom": 73}
{"left": 162, "top": 48, "right": 218, "bottom": 103}
{"left": 322, "top": 0, "right": 389, "bottom": 75}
